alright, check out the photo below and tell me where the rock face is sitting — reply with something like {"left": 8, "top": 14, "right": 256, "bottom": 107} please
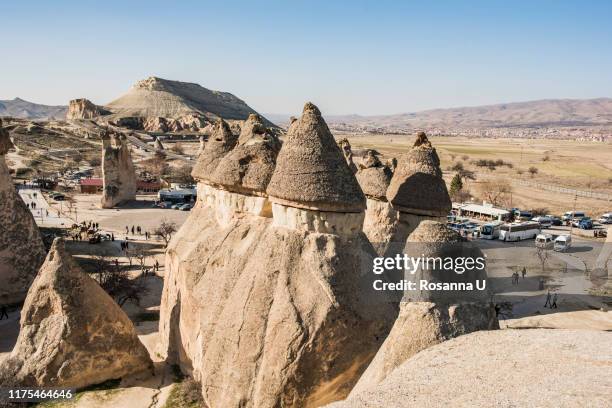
{"left": 100, "top": 131, "right": 137, "bottom": 208}
{"left": 3, "top": 239, "right": 152, "bottom": 388}
{"left": 0, "top": 119, "right": 46, "bottom": 304}
{"left": 191, "top": 119, "right": 238, "bottom": 182}
{"left": 385, "top": 132, "right": 451, "bottom": 241}
{"left": 159, "top": 102, "right": 395, "bottom": 408}
{"left": 66, "top": 98, "right": 110, "bottom": 120}
{"left": 348, "top": 220, "right": 497, "bottom": 395}
{"left": 327, "top": 329, "right": 612, "bottom": 408}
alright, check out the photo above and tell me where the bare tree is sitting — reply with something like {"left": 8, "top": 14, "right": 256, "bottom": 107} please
{"left": 477, "top": 179, "right": 513, "bottom": 207}
{"left": 155, "top": 219, "right": 178, "bottom": 247}
{"left": 536, "top": 247, "right": 550, "bottom": 273}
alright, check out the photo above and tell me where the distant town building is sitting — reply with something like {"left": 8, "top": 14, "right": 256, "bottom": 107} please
{"left": 79, "top": 178, "right": 161, "bottom": 194}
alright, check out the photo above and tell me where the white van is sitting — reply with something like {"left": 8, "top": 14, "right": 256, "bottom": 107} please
{"left": 554, "top": 235, "right": 572, "bottom": 252}
{"left": 535, "top": 234, "right": 554, "bottom": 249}
{"left": 562, "top": 211, "right": 586, "bottom": 222}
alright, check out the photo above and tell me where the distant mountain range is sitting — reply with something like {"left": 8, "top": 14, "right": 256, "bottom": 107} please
{"left": 0, "top": 98, "right": 67, "bottom": 120}
{"left": 268, "top": 98, "right": 612, "bottom": 129}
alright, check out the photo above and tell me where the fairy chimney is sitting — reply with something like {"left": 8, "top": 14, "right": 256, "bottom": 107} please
{"left": 0, "top": 120, "right": 46, "bottom": 304}
{"left": 3, "top": 239, "right": 152, "bottom": 388}
{"left": 100, "top": 131, "right": 137, "bottom": 208}
{"left": 385, "top": 132, "right": 451, "bottom": 238}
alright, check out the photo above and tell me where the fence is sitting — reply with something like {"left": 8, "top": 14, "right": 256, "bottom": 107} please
{"left": 514, "top": 179, "right": 612, "bottom": 202}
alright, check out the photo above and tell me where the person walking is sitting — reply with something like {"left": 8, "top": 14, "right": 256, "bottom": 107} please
{"left": 0, "top": 305, "right": 9, "bottom": 320}
{"left": 521, "top": 267, "right": 527, "bottom": 279}
{"left": 551, "top": 293, "right": 558, "bottom": 309}
{"left": 155, "top": 260, "right": 159, "bottom": 272}
{"left": 131, "top": 226, "right": 135, "bottom": 235}
{"left": 126, "top": 226, "right": 129, "bottom": 234}
{"left": 111, "top": 233, "right": 115, "bottom": 241}
{"left": 544, "top": 291, "right": 552, "bottom": 308}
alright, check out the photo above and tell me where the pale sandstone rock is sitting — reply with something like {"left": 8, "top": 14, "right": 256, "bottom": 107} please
{"left": 154, "top": 137, "right": 165, "bottom": 151}
{"left": 159, "top": 102, "right": 396, "bottom": 408}
{"left": 0, "top": 120, "right": 46, "bottom": 304}
{"left": 66, "top": 98, "right": 110, "bottom": 120}
{"left": 327, "top": 329, "right": 612, "bottom": 408}
{"left": 100, "top": 131, "right": 137, "bottom": 208}
{"left": 3, "top": 238, "right": 152, "bottom": 389}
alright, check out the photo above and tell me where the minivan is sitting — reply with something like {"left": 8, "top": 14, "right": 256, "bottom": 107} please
{"left": 535, "top": 234, "right": 554, "bottom": 249}
{"left": 554, "top": 235, "right": 572, "bottom": 252}
{"left": 562, "top": 211, "right": 586, "bottom": 222}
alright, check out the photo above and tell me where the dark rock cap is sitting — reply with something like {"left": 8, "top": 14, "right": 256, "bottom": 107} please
{"left": 192, "top": 119, "right": 238, "bottom": 182}
{"left": 386, "top": 132, "right": 451, "bottom": 216}
{"left": 266, "top": 102, "right": 365, "bottom": 212}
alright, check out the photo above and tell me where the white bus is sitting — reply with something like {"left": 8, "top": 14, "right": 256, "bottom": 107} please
{"left": 499, "top": 222, "right": 541, "bottom": 242}
{"left": 480, "top": 221, "right": 503, "bottom": 240}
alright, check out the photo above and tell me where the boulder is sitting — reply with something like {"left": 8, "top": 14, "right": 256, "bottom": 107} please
{"left": 2, "top": 238, "right": 152, "bottom": 389}
{"left": 100, "top": 131, "right": 137, "bottom": 208}
{"left": 0, "top": 119, "right": 46, "bottom": 304}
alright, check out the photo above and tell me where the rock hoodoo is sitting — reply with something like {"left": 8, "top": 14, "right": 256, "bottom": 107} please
{"left": 348, "top": 220, "right": 497, "bottom": 395}
{"left": 385, "top": 132, "right": 451, "bottom": 240}
{"left": 159, "top": 102, "right": 395, "bottom": 408}
{"left": 3, "top": 238, "right": 152, "bottom": 389}
{"left": 191, "top": 118, "right": 238, "bottom": 182}
{"left": 66, "top": 98, "right": 110, "bottom": 120}
{"left": 338, "top": 138, "right": 358, "bottom": 174}
{"left": 355, "top": 150, "right": 397, "bottom": 254}
{"left": 0, "top": 119, "right": 46, "bottom": 304}
{"left": 100, "top": 130, "right": 137, "bottom": 208}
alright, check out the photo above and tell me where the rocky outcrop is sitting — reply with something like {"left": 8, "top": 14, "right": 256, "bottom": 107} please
{"left": 191, "top": 119, "right": 238, "bottom": 181}
{"left": 159, "top": 102, "right": 396, "bottom": 408}
{"left": 66, "top": 98, "right": 110, "bottom": 120}
{"left": 100, "top": 130, "right": 137, "bottom": 208}
{"left": 2, "top": 238, "right": 152, "bottom": 389}
{"left": 338, "top": 138, "right": 358, "bottom": 174}
{"left": 385, "top": 132, "right": 451, "bottom": 242}
{"left": 355, "top": 150, "right": 397, "bottom": 254}
{"left": 0, "top": 119, "right": 46, "bottom": 304}
{"left": 327, "top": 329, "right": 612, "bottom": 408}
{"left": 154, "top": 137, "right": 165, "bottom": 151}
{"left": 347, "top": 220, "right": 497, "bottom": 395}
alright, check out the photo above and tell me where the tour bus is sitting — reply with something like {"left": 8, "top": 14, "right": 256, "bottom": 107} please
{"left": 480, "top": 221, "right": 503, "bottom": 240}
{"left": 498, "top": 221, "right": 541, "bottom": 242}
{"left": 554, "top": 235, "right": 572, "bottom": 252}
{"left": 535, "top": 233, "right": 554, "bottom": 249}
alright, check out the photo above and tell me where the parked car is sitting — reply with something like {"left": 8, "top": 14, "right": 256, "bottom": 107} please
{"left": 532, "top": 216, "right": 553, "bottom": 228}
{"left": 179, "top": 203, "right": 193, "bottom": 211}
{"left": 598, "top": 213, "right": 612, "bottom": 224}
{"left": 562, "top": 211, "right": 586, "bottom": 222}
{"left": 578, "top": 218, "right": 593, "bottom": 229}
{"left": 52, "top": 194, "right": 65, "bottom": 201}
{"left": 171, "top": 203, "right": 183, "bottom": 210}
{"left": 545, "top": 215, "right": 563, "bottom": 226}
{"left": 157, "top": 201, "right": 174, "bottom": 209}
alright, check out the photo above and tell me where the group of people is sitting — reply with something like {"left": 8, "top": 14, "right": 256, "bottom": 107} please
{"left": 544, "top": 291, "right": 559, "bottom": 308}
{"left": 125, "top": 225, "right": 152, "bottom": 240}
{"left": 511, "top": 267, "right": 527, "bottom": 284}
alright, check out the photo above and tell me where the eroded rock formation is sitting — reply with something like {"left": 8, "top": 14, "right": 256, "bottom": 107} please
{"left": 2, "top": 238, "right": 152, "bottom": 388}
{"left": 0, "top": 119, "right": 46, "bottom": 304}
{"left": 355, "top": 150, "right": 397, "bottom": 255}
{"left": 66, "top": 98, "right": 110, "bottom": 120}
{"left": 100, "top": 130, "right": 137, "bottom": 208}
{"left": 385, "top": 132, "right": 451, "bottom": 243}
{"left": 347, "top": 220, "right": 497, "bottom": 396}
{"left": 159, "top": 102, "right": 395, "bottom": 408}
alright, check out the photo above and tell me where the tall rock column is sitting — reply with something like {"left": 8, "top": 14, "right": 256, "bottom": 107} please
{"left": 100, "top": 131, "right": 137, "bottom": 208}
{"left": 0, "top": 119, "right": 46, "bottom": 304}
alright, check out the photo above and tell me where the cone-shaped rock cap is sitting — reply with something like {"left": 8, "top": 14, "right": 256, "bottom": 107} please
{"left": 209, "top": 117, "right": 281, "bottom": 195}
{"left": 192, "top": 119, "right": 238, "bottom": 182}
{"left": 266, "top": 102, "right": 365, "bottom": 212}
{"left": 0, "top": 119, "right": 15, "bottom": 155}
{"left": 8, "top": 238, "right": 152, "bottom": 388}
{"left": 386, "top": 132, "right": 451, "bottom": 216}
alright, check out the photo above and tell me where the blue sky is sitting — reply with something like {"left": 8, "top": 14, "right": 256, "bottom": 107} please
{"left": 1, "top": 0, "right": 611, "bottom": 115}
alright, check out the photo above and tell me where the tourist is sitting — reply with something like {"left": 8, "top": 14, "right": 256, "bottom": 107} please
{"left": 0, "top": 305, "right": 8, "bottom": 320}
{"left": 544, "top": 291, "right": 552, "bottom": 308}
{"left": 551, "top": 293, "right": 558, "bottom": 309}
{"left": 111, "top": 233, "right": 115, "bottom": 241}
{"left": 125, "top": 226, "right": 129, "bottom": 233}
{"left": 155, "top": 260, "right": 159, "bottom": 272}
{"left": 521, "top": 267, "right": 527, "bottom": 279}
{"left": 131, "top": 226, "right": 135, "bottom": 235}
